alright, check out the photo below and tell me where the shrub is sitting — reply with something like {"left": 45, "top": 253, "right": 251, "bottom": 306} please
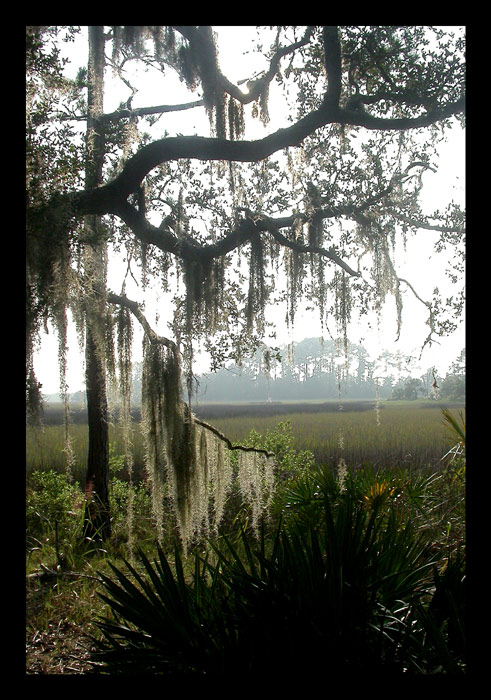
{"left": 26, "top": 470, "right": 84, "bottom": 549}
{"left": 109, "top": 476, "right": 155, "bottom": 547}
{"left": 90, "top": 486, "right": 461, "bottom": 676}
{"left": 242, "top": 420, "right": 316, "bottom": 478}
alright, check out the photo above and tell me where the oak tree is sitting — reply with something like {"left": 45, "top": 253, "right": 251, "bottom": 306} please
{"left": 26, "top": 26, "right": 465, "bottom": 545}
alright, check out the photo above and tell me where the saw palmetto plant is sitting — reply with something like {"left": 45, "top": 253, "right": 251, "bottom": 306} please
{"left": 90, "top": 485, "right": 463, "bottom": 676}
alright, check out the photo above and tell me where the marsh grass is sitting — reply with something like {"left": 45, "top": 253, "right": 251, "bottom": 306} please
{"left": 26, "top": 422, "right": 147, "bottom": 484}
{"left": 27, "top": 401, "right": 463, "bottom": 481}
{"left": 210, "top": 401, "right": 463, "bottom": 469}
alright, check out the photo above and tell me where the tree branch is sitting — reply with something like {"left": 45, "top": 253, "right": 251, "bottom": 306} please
{"left": 339, "top": 94, "right": 465, "bottom": 130}
{"left": 107, "top": 291, "right": 178, "bottom": 352}
{"left": 56, "top": 27, "right": 313, "bottom": 129}
{"left": 385, "top": 209, "right": 465, "bottom": 234}
{"left": 397, "top": 277, "right": 440, "bottom": 357}
{"left": 108, "top": 199, "right": 180, "bottom": 254}
{"left": 84, "top": 180, "right": 401, "bottom": 279}
{"left": 72, "top": 89, "right": 464, "bottom": 213}
{"left": 267, "top": 225, "right": 360, "bottom": 277}
{"left": 322, "top": 27, "right": 342, "bottom": 109}
{"left": 174, "top": 25, "right": 314, "bottom": 106}
{"left": 226, "top": 27, "right": 314, "bottom": 104}
{"left": 99, "top": 100, "right": 205, "bottom": 124}
{"left": 56, "top": 100, "right": 205, "bottom": 124}
{"left": 193, "top": 417, "right": 275, "bottom": 458}
{"left": 232, "top": 210, "right": 360, "bottom": 276}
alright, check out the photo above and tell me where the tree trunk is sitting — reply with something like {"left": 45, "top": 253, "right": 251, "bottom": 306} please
{"left": 83, "top": 26, "right": 111, "bottom": 540}
{"left": 84, "top": 316, "right": 110, "bottom": 540}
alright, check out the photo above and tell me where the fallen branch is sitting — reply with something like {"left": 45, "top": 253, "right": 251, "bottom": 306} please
{"left": 27, "top": 564, "right": 100, "bottom": 582}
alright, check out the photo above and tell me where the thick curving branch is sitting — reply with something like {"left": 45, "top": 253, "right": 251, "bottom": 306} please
{"left": 103, "top": 181, "right": 401, "bottom": 277}
{"left": 339, "top": 94, "right": 465, "bottom": 131}
{"left": 174, "top": 25, "right": 314, "bottom": 106}
{"left": 107, "top": 291, "right": 178, "bottom": 352}
{"left": 96, "top": 171, "right": 453, "bottom": 282}
{"left": 72, "top": 88, "right": 464, "bottom": 215}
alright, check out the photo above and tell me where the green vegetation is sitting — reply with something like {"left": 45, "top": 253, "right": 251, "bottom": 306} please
{"left": 92, "top": 494, "right": 464, "bottom": 676}
{"left": 26, "top": 402, "right": 465, "bottom": 675}
{"left": 210, "top": 401, "right": 463, "bottom": 469}
{"left": 26, "top": 400, "right": 463, "bottom": 480}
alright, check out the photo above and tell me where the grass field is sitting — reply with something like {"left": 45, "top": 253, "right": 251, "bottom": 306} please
{"left": 26, "top": 398, "right": 466, "bottom": 675}
{"left": 207, "top": 400, "right": 465, "bottom": 470}
{"left": 27, "top": 399, "right": 465, "bottom": 482}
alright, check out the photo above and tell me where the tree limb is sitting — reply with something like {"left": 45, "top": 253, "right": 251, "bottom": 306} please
{"left": 55, "top": 100, "right": 206, "bottom": 124}
{"left": 104, "top": 181, "right": 397, "bottom": 277}
{"left": 322, "top": 27, "right": 342, "bottom": 109}
{"left": 107, "top": 291, "right": 178, "bottom": 352}
{"left": 397, "top": 277, "right": 440, "bottom": 357}
{"left": 71, "top": 89, "right": 464, "bottom": 213}
{"left": 267, "top": 225, "right": 360, "bottom": 277}
{"left": 86, "top": 178, "right": 416, "bottom": 281}
{"left": 385, "top": 209, "right": 465, "bottom": 234}
{"left": 99, "top": 100, "right": 205, "bottom": 124}
{"left": 174, "top": 25, "right": 314, "bottom": 106}
{"left": 193, "top": 417, "right": 275, "bottom": 458}
{"left": 339, "top": 94, "right": 465, "bottom": 131}
{"left": 234, "top": 210, "right": 360, "bottom": 277}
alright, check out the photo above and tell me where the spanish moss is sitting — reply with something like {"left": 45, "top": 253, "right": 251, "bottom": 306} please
{"left": 138, "top": 322, "right": 277, "bottom": 550}
{"left": 117, "top": 304, "right": 135, "bottom": 553}
{"left": 246, "top": 233, "right": 267, "bottom": 334}
{"left": 141, "top": 337, "right": 183, "bottom": 543}
{"left": 227, "top": 95, "right": 245, "bottom": 141}
{"left": 333, "top": 270, "right": 352, "bottom": 361}
{"left": 237, "top": 450, "right": 275, "bottom": 535}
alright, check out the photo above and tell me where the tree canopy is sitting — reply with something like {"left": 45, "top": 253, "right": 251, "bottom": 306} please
{"left": 26, "top": 26, "right": 465, "bottom": 545}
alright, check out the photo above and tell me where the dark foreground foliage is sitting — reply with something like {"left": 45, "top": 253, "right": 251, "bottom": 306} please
{"left": 90, "top": 487, "right": 465, "bottom": 676}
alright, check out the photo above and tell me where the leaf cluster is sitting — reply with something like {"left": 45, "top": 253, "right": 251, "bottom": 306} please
{"left": 341, "top": 26, "right": 465, "bottom": 117}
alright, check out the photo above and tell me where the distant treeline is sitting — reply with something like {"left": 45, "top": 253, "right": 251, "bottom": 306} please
{"left": 41, "top": 338, "right": 465, "bottom": 414}
{"left": 195, "top": 342, "right": 464, "bottom": 403}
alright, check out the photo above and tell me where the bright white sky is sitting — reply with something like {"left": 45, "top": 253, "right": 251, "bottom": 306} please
{"left": 32, "top": 26, "right": 465, "bottom": 395}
